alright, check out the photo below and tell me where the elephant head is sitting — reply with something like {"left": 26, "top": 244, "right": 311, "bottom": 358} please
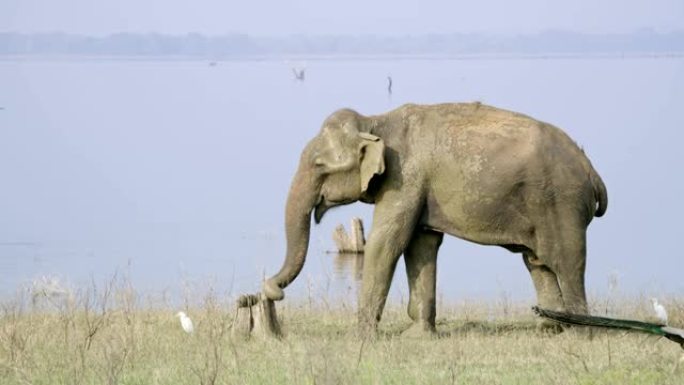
{"left": 263, "top": 109, "right": 385, "bottom": 301}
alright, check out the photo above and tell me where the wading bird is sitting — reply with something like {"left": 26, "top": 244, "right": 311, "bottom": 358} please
{"left": 651, "top": 298, "right": 669, "bottom": 325}
{"left": 30, "top": 275, "right": 72, "bottom": 308}
{"left": 176, "top": 311, "right": 194, "bottom": 334}
{"left": 292, "top": 67, "right": 305, "bottom": 81}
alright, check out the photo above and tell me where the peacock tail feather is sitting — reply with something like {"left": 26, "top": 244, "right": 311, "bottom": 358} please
{"left": 532, "top": 306, "right": 684, "bottom": 348}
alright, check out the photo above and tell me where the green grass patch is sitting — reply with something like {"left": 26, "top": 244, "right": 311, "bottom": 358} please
{"left": 1, "top": 283, "right": 683, "bottom": 384}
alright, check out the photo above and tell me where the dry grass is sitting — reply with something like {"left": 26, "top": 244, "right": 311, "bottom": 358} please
{"left": 1, "top": 278, "right": 683, "bottom": 385}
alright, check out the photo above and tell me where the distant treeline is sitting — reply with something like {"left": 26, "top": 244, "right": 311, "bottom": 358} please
{"left": 1, "top": 30, "right": 683, "bottom": 57}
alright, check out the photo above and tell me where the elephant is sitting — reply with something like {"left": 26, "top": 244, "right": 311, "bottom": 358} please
{"left": 261, "top": 102, "right": 608, "bottom": 336}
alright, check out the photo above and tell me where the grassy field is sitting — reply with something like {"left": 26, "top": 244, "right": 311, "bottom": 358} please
{"left": 1, "top": 282, "right": 683, "bottom": 385}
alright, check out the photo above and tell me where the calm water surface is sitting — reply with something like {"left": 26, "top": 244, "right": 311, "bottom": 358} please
{"left": 0, "top": 57, "right": 682, "bottom": 303}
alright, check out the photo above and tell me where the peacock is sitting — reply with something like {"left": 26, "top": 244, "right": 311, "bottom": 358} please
{"left": 533, "top": 306, "right": 684, "bottom": 349}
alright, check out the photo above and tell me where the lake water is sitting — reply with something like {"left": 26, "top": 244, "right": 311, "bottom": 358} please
{"left": 0, "top": 56, "right": 682, "bottom": 304}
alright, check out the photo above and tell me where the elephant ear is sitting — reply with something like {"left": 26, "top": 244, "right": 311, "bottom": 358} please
{"left": 358, "top": 132, "right": 385, "bottom": 193}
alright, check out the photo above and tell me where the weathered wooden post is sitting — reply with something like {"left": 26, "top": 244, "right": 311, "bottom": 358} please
{"left": 349, "top": 217, "right": 365, "bottom": 252}
{"left": 232, "top": 293, "right": 282, "bottom": 340}
{"left": 252, "top": 297, "right": 281, "bottom": 338}
{"left": 332, "top": 217, "right": 365, "bottom": 253}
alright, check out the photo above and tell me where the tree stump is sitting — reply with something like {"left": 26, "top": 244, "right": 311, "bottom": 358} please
{"left": 232, "top": 293, "right": 282, "bottom": 340}
{"left": 332, "top": 217, "right": 365, "bottom": 253}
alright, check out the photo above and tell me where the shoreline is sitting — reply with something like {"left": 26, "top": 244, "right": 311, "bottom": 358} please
{"left": 1, "top": 51, "right": 684, "bottom": 63}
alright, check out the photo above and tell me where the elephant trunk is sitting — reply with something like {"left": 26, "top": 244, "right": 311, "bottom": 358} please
{"left": 263, "top": 164, "right": 318, "bottom": 301}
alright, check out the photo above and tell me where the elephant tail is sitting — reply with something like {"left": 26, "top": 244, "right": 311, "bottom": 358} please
{"left": 590, "top": 170, "right": 608, "bottom": 217}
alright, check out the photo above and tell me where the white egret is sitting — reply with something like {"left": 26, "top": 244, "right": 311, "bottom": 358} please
{"left": 651, "top": 298, "right": 668, "bottom": 325}
{"left": 176, "top": 311, "right": 194, "bottom": 334}
{"left": 30, "top": 275, "right": 73, "bottom": 308}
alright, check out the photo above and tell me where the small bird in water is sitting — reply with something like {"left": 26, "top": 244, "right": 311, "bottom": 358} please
{"left": 651, "top": 298, "right": 668, "bottom": 325}
{"left": 292, "top": 67, "right": 305, "bottom": 81}
{"left": 387, "top": 76, "right": 393, "bottom": 95}
{"left": 176, "top": 311, "right": 194, "bottom": 334}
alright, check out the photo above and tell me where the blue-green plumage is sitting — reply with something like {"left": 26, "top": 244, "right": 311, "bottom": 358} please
{"left": 533, "top": 306, "right": 684, "bottom": 349}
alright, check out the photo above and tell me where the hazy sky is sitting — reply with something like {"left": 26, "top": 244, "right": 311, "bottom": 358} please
{"left": 2, "top": 0, "right": 683, "bottom": 36}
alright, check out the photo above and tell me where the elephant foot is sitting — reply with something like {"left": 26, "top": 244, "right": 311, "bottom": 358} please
{"left": 231, "top": 293, "right": 282, "bottom": 340}
{"left": 401, "top": 321, "right": 438, "bottom": 339}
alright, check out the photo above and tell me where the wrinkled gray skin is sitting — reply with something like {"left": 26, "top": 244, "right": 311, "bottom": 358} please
{"left": 263, "top": 103, "right": 608, "bottom": 336}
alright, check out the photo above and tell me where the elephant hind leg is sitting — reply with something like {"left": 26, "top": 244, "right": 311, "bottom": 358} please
{"left": 523, "top": 252, "right": 564, "bottom": 312}
{"left": 553, "top": 237, "right": 588, "bottom": 315}
{"left": 403, "top": 230, "right": 443, "bottom": 335}
{"left": 534, "top": 227, "right": 589, "bottom": 315}
{"left": 523, "top": 251, "right": 565, "bottom": 333}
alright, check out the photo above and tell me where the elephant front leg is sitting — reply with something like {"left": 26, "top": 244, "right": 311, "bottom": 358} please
{"left": 403, "top": 230, "right": 443, "bottom": 337}
{"left": 358, "top": 196, "right": 422, "bottom": 337}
